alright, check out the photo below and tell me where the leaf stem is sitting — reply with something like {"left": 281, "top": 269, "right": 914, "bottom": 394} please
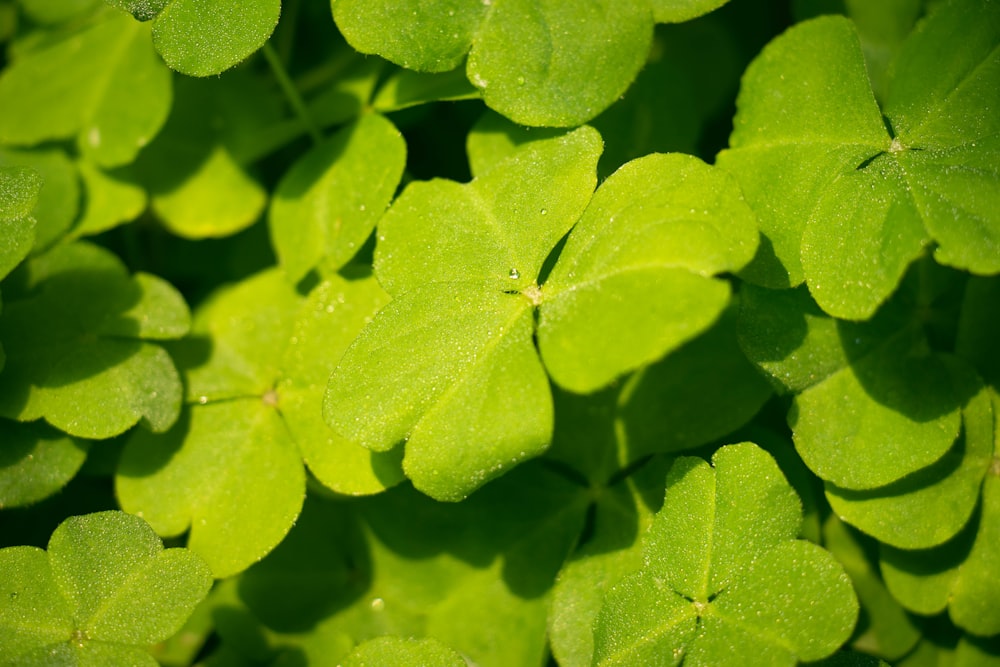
{"left": 262, "top": 42, "right": 322, "bottom": 145}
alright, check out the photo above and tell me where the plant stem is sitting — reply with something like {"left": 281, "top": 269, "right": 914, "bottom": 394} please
{"left": 262, "top": 42, "right": 322, "bottom": 145}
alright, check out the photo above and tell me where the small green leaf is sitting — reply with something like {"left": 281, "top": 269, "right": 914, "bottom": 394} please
{"left": 538, "top": 153, "right": 757, "bottom": 392}
{"left": 0, "top": 242, "right": 189, "bottom": 438}
{"left": 270, "top": 113, "right": 406, "bottom": 283}
{"left": 374, "top": 125, "right": 602, "bottom": 296}
{"left": 826, "top": 364, "right": 992, "bottom": 548}
{"left": 0, "top": 148, "right": 80, "bottom": 254}
{"left": 326, "top": 285, "right": 548, "bottom": 501}
{"left": 0, "top": 419, "right": 89, "bottom": 509}
{"left": 340, "top": 636, "right": 466, "bottom": 667}
{"left": 791, "top": 335, "right": 964, "bottom": 490}
{"left": 372, "top": 68, "right": 479, "bottom": 112}
{"left": 593, "top": 443, "right": 858, "bottom": 667}
{"left": 69, "top": 160, "right": 146, "bottom": 240}
{"left": 0, "top": 10, "right": 172, "bottom": 167}
{"left": 0, "top": 166, "right": 41, "bottom": 280}
{"left": 0, "top": 511, "right": 211, "bottom": 665}
{"left": 152, "top": 0, "right": 281, "bottom": 76}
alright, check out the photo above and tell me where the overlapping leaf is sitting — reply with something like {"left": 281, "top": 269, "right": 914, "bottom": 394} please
{"left": 0, "top": 165, "right": 40, "bottom": 281}
{"left": 0, "top": 242, "right": 188, "bottom": 439}
{"left": 0, "top": 420, "right": 89, "bottom": 509}
{"left": 326, "top": 125, "right": 757, "bottom": 501}
{"left": 592, "top": 443, "right": 858, "bottom": 667}
{"left": 717, "top": 0, "right": 1000, "bottom": 319}
{"left": 333, "top": 0, "right": 732, "bottom": 126}
{"left": 0, "top": 8, "right": 172, "bottom": 168}
{"left": 117, "top": 268, "right": 397, "bottom": 576}
{"left": 0, "top": 148, "right": 80, "bottom": 254}
{"left": 0, "top": 511, "right": 211, "bottom": 666}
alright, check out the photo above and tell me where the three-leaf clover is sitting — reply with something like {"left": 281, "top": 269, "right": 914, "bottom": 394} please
{"left": 325, "top": 124, "right": 757, "bottom": 501}
{"left": 0, "top": 511, "right": 212, "bottom": 666}
{"left": 717, "top": 0, "right": 1000, "bottom": 319}
{"left": 592, "top": 443, "right": 858, "bottom": 666}
{"left": 0, "top": 241, "right": 189, "bottom": 439}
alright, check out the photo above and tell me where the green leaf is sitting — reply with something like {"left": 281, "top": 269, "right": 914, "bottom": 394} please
{"left": 592, "top": 443, "right": 858, "bottom": 667}
{"left": 371, "top": 68, "right": 479, "bottom": 112}
{"left": 270, "top": 113, "right": 406, "bottom": 283}
{"left": 791, "top": 334, "right": 964, "bottom": 490}
{"left": 0, "top": 10, "right": 172, "bottom": 167}
{"left": 0, "top": 242, "right": 189, "bottom": 439}
{"left": 326, "top": 285, "right": 548, "bottom": 502}
{"left": 20, "top": 0, "right": 100, "bottom": 24}
{"left": 538, "top": 152, "right": 757, "bottom": 392}
{"left": 826, "top": 364, "right": 993, "bottom": 548}
{"left": 69, "top": 160, "right": 146, "bottom": 240}
{"left": 334, "top": 0, "right": 652, "bottom": 126}
{"left": 374, "top": 125, "right": 602, "bottom": 296}
{"left": 652, "top": 0, "right": 730, "bottom": 23}
{"left": 151, "top": 0, "right": 281, "bottom": 77}
{"left": 0, "top": 511, "right": 211, "bottom": 665}
{"left": 340, "top": 636, "right": 466, "bottom": 667}
{"left": 718, "top": 2, "right": 1000, "bottom": 318}
{"left": 0, "top": 148, "right": 80, "bottom": 254}
{"left": 0, "top": 419, "right": 89, "bottom": 509}
{"left": 0, "top": 165, "right": 41, "bottom": 280}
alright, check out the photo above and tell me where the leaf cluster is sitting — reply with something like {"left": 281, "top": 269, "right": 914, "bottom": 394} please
{"left": 0, "top": 0, "right": 997, "bottom": 665}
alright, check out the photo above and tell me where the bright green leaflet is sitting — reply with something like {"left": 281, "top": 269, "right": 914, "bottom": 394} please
{"left": 69, "top": 160, "right": 146, "bottom": 240}
{"left": 0, "top": 242, "right": 188, "bottom": 439}
{"left": 0, "top": 148, "right": 80, "bottom": 253}
{"left": 269, "top": 113, "right": 406, "bottom": 283}
{"left": 822, "top": 515, "right": 921, "bottom": 661}
{"left": 0, "top": 511, "right": 211, "bottom": 666}
{"left": 592, "top": 443, "right": 858, "bottom": 667}
{"left": 150, "top": 0, "right": 282, "bottom": 77}
{"left": 717, "top": 1, "right": 1000, "bottom": 319}
{"left": 538, "top": 152, "right": 757, "bottom": 392}
{"left": 0, "top": 8, "right": 171, "bottom": 168}
{"left": 0, "top": 420, "right": 89, "bottom": 509}
{"left": 340, "top": 636, "right": 466, "bottom": 667}
{"left": 0, "top": 165, "right": 40, "bottom": 280}
{"left": 134, "top": 73, "right": 273, "bottom": 239}
{"left": 334, "top": 0, "right": 655, "bottom": 126}
{"left": 825, "top": 365, "right": 993, "bottom": 549}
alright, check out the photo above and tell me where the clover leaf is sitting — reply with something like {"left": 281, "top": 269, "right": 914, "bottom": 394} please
{"left": 138, "top": 0, "right": 281, "bottom": 77}
{"left": 717, "top": 0, "right": 999, "bottom": 319}
{"left": 0, "top": 166, "right": 40, "bottom": 281}
{"left": 326, "top": 125, "right": 757, "bottom": 501}
{"left": 0, "top": 8, "right": 172, "bottom": 168}
{"left": 0, "top": 242, "right": 188, "bottom": 439}
{"left": 592, "top": 443, "right": 858, "bottom": 667}
{"left": 269, "top": 113, "right": 406, "bottom": 283}
{"left": 333, "top": 0, "right": 733, "bottom": 126}
{"left": 0, "top": 511, "right": 211, "bottom": 666}
{"left": 0, "top": 148, "right": 80, "bottom": 254}
{"left": 117, "top": 268, "right": 396, "bottom": 576}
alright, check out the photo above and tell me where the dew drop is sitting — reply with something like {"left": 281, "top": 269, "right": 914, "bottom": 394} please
{"left": 370, "top": 597, "right": 386, "bottom": 611}
{"left": 540, "top": 208, "right": 547, "bottom": 215}
{"left": 516, "top": 76, "right": 526, "bottom": 86}
{"left": 509, "top": 268, "right": 520, "bottom": 279}
{"left": 198, "top": 396, "right": 208, "bottom": 405}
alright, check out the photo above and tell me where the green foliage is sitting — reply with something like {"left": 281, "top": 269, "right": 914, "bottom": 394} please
{"left": 0, "top": 0, "right": 997, "bottom": 664}
{"left": 0, "top": 511, "right": 211, "bottom": 666}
